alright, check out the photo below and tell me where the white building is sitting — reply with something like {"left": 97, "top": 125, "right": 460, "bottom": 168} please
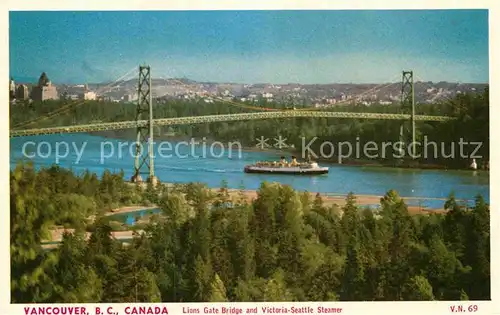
{"left": 9, "top": 78, "right": 15, "bottom": 94}
{"left": 123, "top": 93, "right": 138, "bottom": 102}
{"left": 83, "top": 91, "right": 97, "bottom": 100}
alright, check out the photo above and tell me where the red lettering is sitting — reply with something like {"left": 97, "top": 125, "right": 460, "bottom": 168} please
{"left": 468, "top": 305, "right": 478, "bottom": 312}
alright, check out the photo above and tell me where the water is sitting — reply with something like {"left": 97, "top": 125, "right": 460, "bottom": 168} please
{"left": 10, "top": 134, "right": 490, "bottom": 209}
{"left": 106, "top": 208, "right": 160, "bottom": 225}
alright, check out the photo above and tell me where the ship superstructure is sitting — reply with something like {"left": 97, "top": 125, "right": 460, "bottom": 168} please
{"left": 244, "top": 156, "right": 329, "bottom": 175}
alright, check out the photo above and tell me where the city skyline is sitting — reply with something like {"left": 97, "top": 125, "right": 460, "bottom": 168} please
{"left": 9, "top": 10, "right": 489, "bottom": 84}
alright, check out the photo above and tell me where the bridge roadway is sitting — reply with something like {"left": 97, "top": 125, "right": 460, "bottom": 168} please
{"left": 9, "top": 110, "right": 453, "bottom": 138}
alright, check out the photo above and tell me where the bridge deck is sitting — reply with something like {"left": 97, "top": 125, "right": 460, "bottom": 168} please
{"left": 9, "top": 111, "right": 453, "bottom": 138}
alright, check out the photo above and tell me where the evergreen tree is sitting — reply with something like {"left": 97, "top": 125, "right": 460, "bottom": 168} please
{"left": 11, "top": 163, "right": 58, "bottom": 302}
{"left": 208, "top": 274, "right": 229, "bottom": 302}
{"left": 402, "top": 275, "right": 435, "bottom": 301}
{"left": 9, "top": 164, "right": 491, "bottom": 302}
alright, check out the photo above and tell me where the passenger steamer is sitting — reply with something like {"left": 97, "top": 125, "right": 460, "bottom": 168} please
{"left": 244, "top": 156, "right": 329, "bottom": 175}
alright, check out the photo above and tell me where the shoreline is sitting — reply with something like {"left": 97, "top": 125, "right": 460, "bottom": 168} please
{"left": 126, "top": 183, "right": 449, "bottom": 214}
{"left": 45, "top": 191, "right": 445, "bottom": 246}
{"left": 104, "top": 205, "right": 158, "bottom": 216}
{"left": 43, "top": 187, "right": 464, "bottom": 247}
{"left": 224, "top": 188, "right": 447, "bottom": 215}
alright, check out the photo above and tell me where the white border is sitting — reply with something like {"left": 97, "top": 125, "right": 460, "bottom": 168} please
{"left": 1, "top": 1, "right": 497, "bottom": 314}
{"left": 3, "top": 302, "right": 497, "bottom": 314}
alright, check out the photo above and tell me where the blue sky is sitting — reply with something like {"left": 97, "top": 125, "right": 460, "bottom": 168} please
{"left": 9, "top": 10, "right": 489, "bottom": 84}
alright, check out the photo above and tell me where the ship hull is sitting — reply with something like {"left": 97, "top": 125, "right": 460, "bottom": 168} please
{"left": 244, "top": 166, "right": 329, "bottom": 175}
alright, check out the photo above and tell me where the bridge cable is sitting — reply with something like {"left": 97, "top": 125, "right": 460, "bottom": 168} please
{"left": 159, "top": 63, "right": 401, "bottom": 112}
{"left": 165, "top": 76, "right": 401, "bottom": 113}
{"left": 12, "top": 69, "right": 137, "bottom": 129}
{"left": 12, "top": 66, "right": 137, "bottom": 128}
{"left": 12, "top": 70, "right": 404, "bottom": 132}
{"left": 295, "top": 81, "right": 401, "bottom": 111}
{"left": 164, "top": 78, "right": 280, "bottom": 112}
{"left": 12, "top": 66, "right": 138, "bottom": 129}
{"left": 295, "top": 74, "right": 402, "bottom": 110}
{"left": 414, "top": 75, "right": 449, "bottom": 104}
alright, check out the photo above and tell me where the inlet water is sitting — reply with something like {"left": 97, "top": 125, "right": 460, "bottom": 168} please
{"left": 10, "top": 134, "right": 490, "bottom": 209}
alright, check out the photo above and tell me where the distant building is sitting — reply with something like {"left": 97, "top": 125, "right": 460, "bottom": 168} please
{"left": 79, "top": 84, "right": 96, "bottom": 100}
{"left": 83, "top": 91, "right": 97, "bottom": 100}
{"left": 31, "top": 72, "right": 58, "bottom": 102}
{"left": 97, "top": 96, "right": 113, "bottom": 102}
{"left": 123, "top": 93, "right": 138, "bottom": 103}
{"left": 9, "top": 78, "right": 15, "bottom": 100}
{"left": 16, "top": 84, "right": 29, "bottom": 100}
{"left": 63, "top": 84, "right": 97, "bottom": 101}
{"left": 66, "top": 94, "right": 80, "bottom": 100}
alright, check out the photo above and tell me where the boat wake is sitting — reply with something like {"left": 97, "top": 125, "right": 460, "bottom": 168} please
{"left": 156, "top": 165, "right": 240, "bottom": 174}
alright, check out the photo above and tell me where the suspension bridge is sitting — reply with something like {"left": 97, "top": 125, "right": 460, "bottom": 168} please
{"left": 9, "top": 65, "right": 454, "bottom": 185}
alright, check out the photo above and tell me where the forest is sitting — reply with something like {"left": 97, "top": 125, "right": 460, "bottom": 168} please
{"left": 11, "top": 162, "right": 490, "bottom": 302}
{"left": 9, "top": 88, "right": 489, "bottom": 169}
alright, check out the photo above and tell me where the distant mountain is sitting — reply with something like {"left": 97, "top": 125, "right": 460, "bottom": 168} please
{"left": 30, "top": 75, "right": 484, "bottom": 87}
{"left": 9, "top": 73, "right": 489, "bottom": 87}
{"left": 10, "top": 74, "right": 487, "bottom": 105}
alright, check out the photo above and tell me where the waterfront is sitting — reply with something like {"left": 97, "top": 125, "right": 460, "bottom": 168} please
{"left": 10, "top": 134, "right": 489, "bottom": 209}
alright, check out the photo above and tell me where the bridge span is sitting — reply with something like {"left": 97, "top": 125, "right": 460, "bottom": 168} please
{"left": 9, "top": 110, "right": 452, "bottom": 138}
{"left": 10, "top": 66, "right": 455, "bottom": 185}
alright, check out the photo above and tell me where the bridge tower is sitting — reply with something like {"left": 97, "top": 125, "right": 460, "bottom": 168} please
{"left": 399, "top": 70, "right": 416, "bottom": 158}
{"left": 130, "top": 65, "right": 158, "bottom": 186}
